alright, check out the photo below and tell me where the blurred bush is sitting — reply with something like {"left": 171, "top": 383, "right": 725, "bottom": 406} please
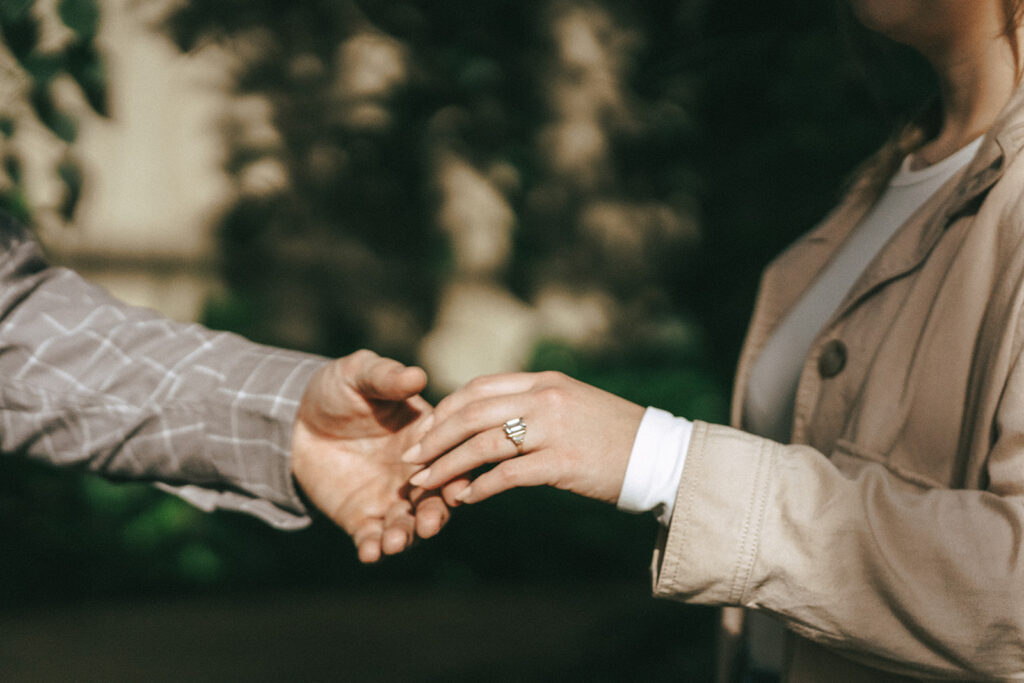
{"left": 0, "top": 0, "right": 105, "bottom": 223}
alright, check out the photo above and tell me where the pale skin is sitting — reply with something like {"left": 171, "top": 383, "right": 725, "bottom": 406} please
{"left": 290, "top": 349, "right": 449, "bottom": 563}
{"left": 403, "top": 371, "right": 644, "bottom": 505}
{"left": 405, "top": 0, "right": 1024, "bottom": 509}
{"left": 850, "top": 0, "right": 1023, "bottom": 167}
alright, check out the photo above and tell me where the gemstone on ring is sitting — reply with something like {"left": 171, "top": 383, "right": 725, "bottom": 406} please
{"left": 503, "top": 417, "right": 527, "bottom": 447}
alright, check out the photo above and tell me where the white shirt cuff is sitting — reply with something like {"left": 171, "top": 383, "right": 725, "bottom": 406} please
{"left": 616, "top": 407, "right": 693, "bottom": 526}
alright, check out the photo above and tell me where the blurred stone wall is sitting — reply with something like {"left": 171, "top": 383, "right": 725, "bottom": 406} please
{"left": 11, "top": 0, "right": 231, "bottom": 323}
{"left": 419, "top": 4, "right": 697, "bottom": 391}
{"left": 4, "top": 0, "right": 700, "bottom": 396}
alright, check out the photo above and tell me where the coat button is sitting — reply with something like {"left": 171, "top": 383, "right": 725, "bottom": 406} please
{"left": 818, "top": 339, "right": 847, "bottom": 378}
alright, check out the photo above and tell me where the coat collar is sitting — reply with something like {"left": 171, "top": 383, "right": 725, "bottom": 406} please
{"left": 834, "top": 97, "right": 1024, "bottom": 321}
{"left": 785, "top": 81, "right": 1024, "bottom": 320}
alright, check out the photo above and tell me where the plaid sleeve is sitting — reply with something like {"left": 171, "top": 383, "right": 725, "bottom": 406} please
{"left": 0, "top": 217, "right": 327, "bottom": 529}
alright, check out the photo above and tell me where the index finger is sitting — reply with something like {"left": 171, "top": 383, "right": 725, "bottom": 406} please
{"left": 401, "top": 374, "right": 536, "bottom": 466}
{"left": 406, "top": 392, "right": 530, "bottom": 468}
{"left": 432, "top": 373, "right": 536, "bottom": 424}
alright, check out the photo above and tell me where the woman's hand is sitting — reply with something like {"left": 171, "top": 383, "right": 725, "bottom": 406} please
{"left": 402, "top": 371, "right": 646, "bottom": 505}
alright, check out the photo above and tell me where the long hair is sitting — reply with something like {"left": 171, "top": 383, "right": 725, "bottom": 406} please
{"left": 1004, "top": 0, "right": 1024, "bottom": 79}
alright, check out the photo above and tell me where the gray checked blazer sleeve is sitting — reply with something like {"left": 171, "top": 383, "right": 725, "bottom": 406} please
{"left": 0, "top": 215, "right": 327, "bottom": 529}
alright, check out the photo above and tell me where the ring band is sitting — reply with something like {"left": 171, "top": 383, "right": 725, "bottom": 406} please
{"left": 503, "top": 417, "right": 527, "bottom": 448}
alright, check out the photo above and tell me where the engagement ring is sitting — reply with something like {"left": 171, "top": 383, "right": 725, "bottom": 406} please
{"left": 503, "top": 417, "right": 527, "bottom": 448}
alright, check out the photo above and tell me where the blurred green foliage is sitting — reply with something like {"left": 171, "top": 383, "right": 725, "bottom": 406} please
{"left": 0, "top": 0, "right": 106, "bottom": 221}
{"left": 0, "top": 0, "right": 940, "bottom": 619}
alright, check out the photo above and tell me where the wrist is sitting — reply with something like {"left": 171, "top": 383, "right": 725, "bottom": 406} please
{"left": 608, "top": 401, "right": 648, "bottom": 504}
{"left": 617, "top": 407, "right": 693, "bottom": 525}
{"left": 289, "top": 469, "right": 325, "bottom": 521}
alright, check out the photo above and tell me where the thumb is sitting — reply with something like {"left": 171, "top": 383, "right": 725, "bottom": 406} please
{"left": 349, "top": 351, "right": 428, "bottom": 401}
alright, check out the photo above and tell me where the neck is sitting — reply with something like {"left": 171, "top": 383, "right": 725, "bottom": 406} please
{"left": 913, "top": 28, "right": 1021, "bottom": 167}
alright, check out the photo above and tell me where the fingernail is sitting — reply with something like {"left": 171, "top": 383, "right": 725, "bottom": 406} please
{"left": 409, "top": 468, "right": 430, "bottom": 487}
{"left": 455, "top": 486, "right": 473, "bottom": 503}
{"left": 401, "top": 444, "right": 422, "bottom": 463}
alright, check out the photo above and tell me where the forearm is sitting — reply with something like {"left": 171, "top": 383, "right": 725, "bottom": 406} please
{"left": 654, "top": 421, "right": 1024, "bottom": 679}
{"left": 0, "top": 220, "right": 327, "bottom": 527}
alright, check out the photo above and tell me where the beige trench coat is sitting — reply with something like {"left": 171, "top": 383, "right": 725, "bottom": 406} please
{"left": 652, "top": 86, "right": 1024, "bottom": 681}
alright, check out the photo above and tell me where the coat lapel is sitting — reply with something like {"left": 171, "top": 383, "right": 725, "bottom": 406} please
{"left": 729, "top": 135, "right": 1008, "bottom": 428}
{"left": 828, "top": 138, "right": 1006, "bottom": 328}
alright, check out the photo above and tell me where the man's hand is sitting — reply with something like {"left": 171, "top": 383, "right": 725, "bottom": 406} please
{"left": 290, "top": 350, "right": 449, "bottom": 563}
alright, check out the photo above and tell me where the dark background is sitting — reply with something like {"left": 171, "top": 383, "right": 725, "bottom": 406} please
{"left": 0, "top": 0, "right": 935, "bottom": 680}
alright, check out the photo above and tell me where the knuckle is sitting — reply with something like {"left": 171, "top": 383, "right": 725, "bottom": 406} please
{"left": 463, "top": 401, "right": 485, "bottom": 424}
{"left": 434, "top": 395, "right": 455, "bottom": 416}
{"left": 538, "top": 370, "right": 567, "bottom": 384}
{"left": 350, "top": 348, "right": 376, "bottom": 364}
{"left": 537, "top": 385, "right": 568, "bottom": 410}
{"left": 494, "top": 462, "right": 519, "bottom": 486}
{"left": 466, "top": 374, "right": 496, "bottom": 391}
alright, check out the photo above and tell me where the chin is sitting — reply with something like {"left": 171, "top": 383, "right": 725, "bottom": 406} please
{"left": 847, "top": 0, "right": 918, "bottom": 39}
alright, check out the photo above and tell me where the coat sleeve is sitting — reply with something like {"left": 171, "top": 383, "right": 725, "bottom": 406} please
{"left": 0, "top": 216, "right": 326, "bottom": 530}
{"left": 651, "top": 408, "right": 1024, "bottom": 679}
